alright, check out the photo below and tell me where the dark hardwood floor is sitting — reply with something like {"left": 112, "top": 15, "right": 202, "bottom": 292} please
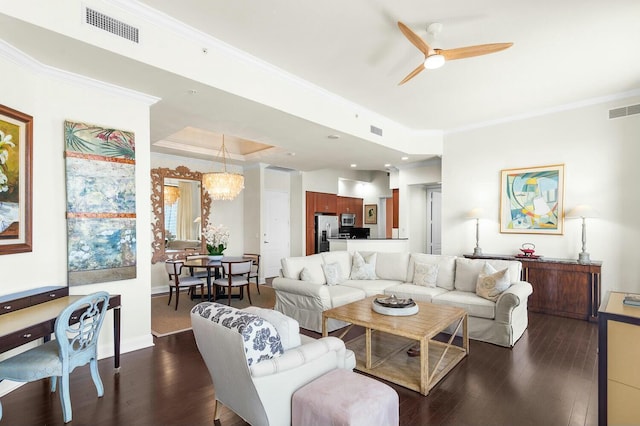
{"left": 0, "top": 311, "right": 598, "bottom": 425}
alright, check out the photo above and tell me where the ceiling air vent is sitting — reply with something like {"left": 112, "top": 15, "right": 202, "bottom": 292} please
{"left": 266, "top": 165, "right": 296, "bottom": 173}
{"left": 628, "top": 104, "right": 640, "bottom": 116}
{"left": 85, "top": 7, "right": 139, "bottom": 43}
{"left": 609, "top": 104, "right": 640, "bottom": 119}
{"left": 370, "top": 125, "right": 383, "bottom": 136}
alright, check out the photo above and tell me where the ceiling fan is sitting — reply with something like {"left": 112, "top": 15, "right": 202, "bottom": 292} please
{"left": 397, "top": 21, "right": 513, "bottom": 85}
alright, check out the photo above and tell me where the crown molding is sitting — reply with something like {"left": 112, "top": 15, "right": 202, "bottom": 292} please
{"left": 446, "top": 88, "right": 640, "bottom": 135}
{"left": 0, "top": 39, "right": 159, "bottom": 106}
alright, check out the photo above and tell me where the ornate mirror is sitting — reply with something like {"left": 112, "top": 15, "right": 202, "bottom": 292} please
{"left": 151, "top": 166, "right": 211, "bottom": 263}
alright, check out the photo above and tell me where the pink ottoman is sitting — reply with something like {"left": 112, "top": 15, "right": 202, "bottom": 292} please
{"left": 292, "top": 369, "right": 399, "bottom": 426}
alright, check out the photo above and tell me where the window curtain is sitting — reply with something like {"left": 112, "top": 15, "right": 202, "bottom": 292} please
{"left": 176, "top": 181, "right": 194, "bottom": 240}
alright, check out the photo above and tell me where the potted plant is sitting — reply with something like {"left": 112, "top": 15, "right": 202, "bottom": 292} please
{"left": 203, "top": 223, "right": 229, "bottom": 261}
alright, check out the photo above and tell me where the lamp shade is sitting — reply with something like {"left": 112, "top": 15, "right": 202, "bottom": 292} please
{"left": 202, "top": 135, "right": 245, "bottom": 200}
{"left": 566, "top": 205, "right": 599, "bottom": 219}
{"left": 202, "top": 172, "right": 244, "bottom": 201}
{"left": 163, "top": 186, "right": 180, "bottom": 205}
{"left": 466, "top": 207, "right": 484, "bottom": 219}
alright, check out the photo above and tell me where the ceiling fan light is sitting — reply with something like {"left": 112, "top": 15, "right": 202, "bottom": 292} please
{"left": 424, "top": 54, "right": 445, "bottom": 70}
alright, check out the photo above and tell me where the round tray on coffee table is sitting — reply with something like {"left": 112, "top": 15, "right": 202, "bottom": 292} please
{"left": 372, "top": 296, "right": 419, "bottom": 316}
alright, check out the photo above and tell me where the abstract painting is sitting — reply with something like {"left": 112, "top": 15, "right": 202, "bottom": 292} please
{"left": 500, "top": 164, "right": 564, "bottom": 234}
{"left": 65, "top": 120, "right": 136, "bottom": 285}
{"left": 0, "top": 104, "right": 32, "bottom": 254}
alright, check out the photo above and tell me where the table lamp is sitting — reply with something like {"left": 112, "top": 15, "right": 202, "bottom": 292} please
{"left": 466, "top": 208, "right": 484, "bottom": 256}
{"left": 566, "top": 205, "right": 599, "bottom": 264}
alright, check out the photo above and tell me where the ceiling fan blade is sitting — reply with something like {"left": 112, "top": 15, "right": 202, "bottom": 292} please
{"left": 439, "top": 43, "right": 513, "bottom": 61}
{"left": 398, "top": 62, "right": 426, "bottom": 85}
{"left": 397, "top": 21, "right": 431, "bottom": 55}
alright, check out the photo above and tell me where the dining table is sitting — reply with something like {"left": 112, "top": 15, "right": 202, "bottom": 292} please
{"left": 183, "top": 256, "right": 249, "bottom": 302}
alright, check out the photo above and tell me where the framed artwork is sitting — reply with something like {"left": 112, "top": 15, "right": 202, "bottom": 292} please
{"left": 364, "top": 204, "right": 377, "bottom": 224}
{"left": 64, "top": 120, "right": 136, "bottom": 285}
{"left": 500, "top": 164, "right": 565, "bottom": 235}
{"left": 0, "top": 104, "right": 33, "bottom": 255}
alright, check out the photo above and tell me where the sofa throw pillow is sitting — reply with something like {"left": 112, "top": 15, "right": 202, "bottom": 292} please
{"left": 413, "top": 262, "right": 439, "bottom": 287}
{"left": 350, "top": 252, "right": 377, "bottom": 280}
{"left": 476, "top": 267, "right": 511, "bottom": 302}
{"left": 455, "top": 259, "right": 496, "bottom": 292}
{"left": 300, "top": 266, "right": 325, "bottom": 284}
{"left": 322, "top": 262, "right": 343, "bottom": 286}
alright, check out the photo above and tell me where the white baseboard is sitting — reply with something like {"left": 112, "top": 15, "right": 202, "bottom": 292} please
{"left": 151, "top": 284, "right": 166, "bottom": 295}
{"left": 0, "top": 380, "right": 23, "bottom": 397}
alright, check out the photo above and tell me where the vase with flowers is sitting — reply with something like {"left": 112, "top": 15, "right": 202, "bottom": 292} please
{"left": 203, "top": 223, "right": 229, "bottom": 261}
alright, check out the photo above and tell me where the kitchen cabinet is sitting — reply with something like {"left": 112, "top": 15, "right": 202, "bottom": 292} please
{"left": 392, "top": 188, "right": 399, "bottom": 228}
{"left": 315, "top": 192, "right": 337, "bottom": 213}
{"left": 464, "top": 254, "right": 601, "bottom": 321}
{"left": 336, "top": 196, "right": 347, "bottom": 216}
{"left": 305, "top": 192, "right": 315, "bottom": 255}
{"left": 306, "top": 192, "right": 366, "bottom": 254}
{"left": 305, "top": 191, "right": 339, "bottom": 255}
{"left": 337, "top": 196, "right": 363, "bottom": 226}
{"left": 598, "top": 292, "right": 640, "bottom": 425}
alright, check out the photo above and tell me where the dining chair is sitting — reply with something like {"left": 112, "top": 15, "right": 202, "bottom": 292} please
{"left": 243, "top": 253, "right": 261, "bottom": 294}
{"left": 0, "top": 292, "right": 111, "bottom": 424}
{"left": 166, "top": 259, "right": 205, "bottom": 310}
{"left": 213, "top": 260, "right": 253, "bottom": 306}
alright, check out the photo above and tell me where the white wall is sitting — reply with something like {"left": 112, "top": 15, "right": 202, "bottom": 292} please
{"left": 407, "top": 185, "right": 428, "bottom": 252}
{"left": 265, "top": 168, "right": 292, "bottom": 191}
{"left": 443, "top": 96, "right": 640, "bottom": 295}
{"left": 243, "top": 164, "right": 263, "bottom": 254}
{"left": 0, "top": 47, "right": 155, "bottom": 358}
{"left": 393, "top": 161, "right": 442, "bottom": 242}
{"left": 289, "top": 172, "right": 303, "bottom": 256}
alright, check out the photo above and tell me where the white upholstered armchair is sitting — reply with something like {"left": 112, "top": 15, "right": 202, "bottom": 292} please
{"left": 190, "top": 302, "right": 355, "bottom": 426}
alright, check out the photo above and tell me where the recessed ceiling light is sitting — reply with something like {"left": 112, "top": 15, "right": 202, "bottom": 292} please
{"left": 384, "top": 163, "right": 391, "bottom": 167}
{"left": 350, "top": 164, "right": 357, "bottom": 168}
{"left": 401, "top": 156, "right": 409, "bottom": 161}
{"left": 287, "top": 152, "right": 296, "bottom": 156}
{"left": 328, "top": 134, "right": 340, "bottom": 139}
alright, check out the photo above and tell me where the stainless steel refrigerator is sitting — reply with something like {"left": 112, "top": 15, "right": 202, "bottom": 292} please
{"left": 315, "top": 214, "right": 338, "bottom": 253}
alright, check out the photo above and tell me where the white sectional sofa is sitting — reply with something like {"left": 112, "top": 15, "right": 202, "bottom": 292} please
{"left": 272, "top": 251, "right": 533, "bottom": 347}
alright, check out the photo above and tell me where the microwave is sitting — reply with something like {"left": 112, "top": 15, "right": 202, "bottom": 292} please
{"left": 341, "top": 213, "right": 356, "bottom": 227}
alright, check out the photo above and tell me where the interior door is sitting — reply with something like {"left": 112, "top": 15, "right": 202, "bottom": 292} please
{"left": 264, "top": 190, "right": 290, "bottom": 278}
{"left": 427, "top": 188, "right": 442, "bottom": 254}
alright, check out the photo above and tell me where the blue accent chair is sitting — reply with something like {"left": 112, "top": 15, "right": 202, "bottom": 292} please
{"left": 0, "top": 291, "right": 110, "bottom": 423}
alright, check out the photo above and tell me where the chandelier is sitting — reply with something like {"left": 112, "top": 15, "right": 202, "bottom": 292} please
{"left": 163, "top": 185, "right": 180, "bottom": 205}
{"left": 202, "top": 135, "right": 245, "bottom": 200}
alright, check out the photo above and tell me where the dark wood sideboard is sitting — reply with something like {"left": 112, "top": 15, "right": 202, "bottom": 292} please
{"left": 464, "top": 254, "right": 602, "bottom": 322}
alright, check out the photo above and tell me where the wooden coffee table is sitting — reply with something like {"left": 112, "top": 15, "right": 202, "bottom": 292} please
{"left": 322, "top": 295, "right": 468, "bottom": 396}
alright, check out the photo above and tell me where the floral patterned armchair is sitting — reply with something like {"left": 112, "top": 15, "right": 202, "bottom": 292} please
{"left": 190, "top": 302, "right": 355, "bottom": 426}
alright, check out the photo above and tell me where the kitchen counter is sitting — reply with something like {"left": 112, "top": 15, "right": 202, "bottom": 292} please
{"left": 330, "top": 238, "right": 409, "bottom": 240}
{"left": 328, "top": 238, "right": 409, "bottom": 253}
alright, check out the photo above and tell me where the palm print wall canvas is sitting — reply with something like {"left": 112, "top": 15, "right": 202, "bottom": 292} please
{"left": 64, "top": 120, "right": 136, "bottom": 285}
